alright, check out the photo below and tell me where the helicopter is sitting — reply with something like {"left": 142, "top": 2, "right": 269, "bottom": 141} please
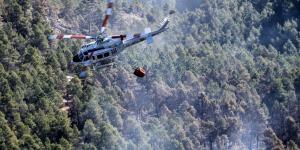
{"left": 49, "top": 0, "right": 174, "bottom": 78}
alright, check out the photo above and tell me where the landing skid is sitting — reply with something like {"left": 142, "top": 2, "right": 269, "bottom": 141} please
{"left": 92, "top": 62, "right": 116, "bottom": 71}
{"left": 89, "top": 57, "right": 116, "bottom": 70}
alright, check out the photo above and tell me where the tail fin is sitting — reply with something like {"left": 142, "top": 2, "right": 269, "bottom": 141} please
{"left": 159, "top": 10, "right": 175, "bottom": 30}
{"left": 160, "top": 17, "right": 170, "bottom": 30}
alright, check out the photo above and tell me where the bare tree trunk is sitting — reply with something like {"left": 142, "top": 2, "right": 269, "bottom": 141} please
{"left": 281, "top": 112, "right": 285, "bottom": 142}
{"left": 136, "top": 108, "right": 140, "bottom": 120}
{"left": 155, "top": 103, "right": 160, "bottom": 118}
{"left": 256, "top": 134, "right": 259, "bottom": 150}
{"left": 210, "top": 140, "right": 213, "bottom": 150}
{"left": 225, "top": 142, "right": 228, "bottom": 150}
{"left": 248, "top": 135, "right": 252, "bottom": 150}
{"left": 298, "top": 95, "right": 300, "bottom": 123}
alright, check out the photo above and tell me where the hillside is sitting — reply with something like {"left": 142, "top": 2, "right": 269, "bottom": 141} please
{"left": 0, "top": 0, "right": 300, "bottom": 150}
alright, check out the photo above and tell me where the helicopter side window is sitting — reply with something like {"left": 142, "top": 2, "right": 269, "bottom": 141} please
{"left": 104, "top": 52, "right": 110, "bottom": 57}
{"left": 97, "top": 54, "right": 103, "bottom": 59}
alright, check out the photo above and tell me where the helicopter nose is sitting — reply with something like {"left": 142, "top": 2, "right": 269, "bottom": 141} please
{"left": 73, "top": 54, "right": 81, "bottom": 62}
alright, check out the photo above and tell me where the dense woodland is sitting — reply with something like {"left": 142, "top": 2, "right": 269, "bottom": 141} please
{"left": 0, "top": 0, "right": 299, "bottom": 149}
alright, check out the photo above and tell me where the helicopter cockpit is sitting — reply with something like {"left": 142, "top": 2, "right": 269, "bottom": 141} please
{"left": 80, "top": 42, "right": 94, "bottom": 50}
{"left": 96, "top": 33, "right": 107, "bottom": 44}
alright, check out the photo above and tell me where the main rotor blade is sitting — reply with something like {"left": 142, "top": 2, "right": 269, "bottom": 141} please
{"left": 48, "top": 34, "right": 96, "bottom": 40}
{"left": 100, "top": 0, "right": 114, "bottom": 33}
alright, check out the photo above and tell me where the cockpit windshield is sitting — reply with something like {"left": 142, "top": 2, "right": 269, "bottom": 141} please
{"left": 96, "top": 33, "right": 112, "bottom": 44}
{"left": 81, "top": 42, "right": 94, "bottom": 49}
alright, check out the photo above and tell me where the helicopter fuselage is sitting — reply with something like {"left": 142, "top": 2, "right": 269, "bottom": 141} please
{"left": 48, "top": 0, "right": 173, "bottom": 71}
{"left": 72, "top": 25, "right": 168, "bottom": 67}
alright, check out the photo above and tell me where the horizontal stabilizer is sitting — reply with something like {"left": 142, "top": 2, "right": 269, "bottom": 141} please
{"left": 146, "top": 36, "right": 153, "bottom": 44}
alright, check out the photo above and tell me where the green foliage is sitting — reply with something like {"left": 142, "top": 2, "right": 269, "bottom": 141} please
{"left": 1, "top": 0, "right": 299, "bottom": 149}
{"left": 0, "top": 112, "right": 19, "bottom": 149}
{"left": 0, "top": 0, "right": 79, "bottom": 148}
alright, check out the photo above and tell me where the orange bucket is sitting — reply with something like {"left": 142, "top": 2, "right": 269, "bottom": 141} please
{"left": 134, "top": 67, "right": 146, "bottom": 77}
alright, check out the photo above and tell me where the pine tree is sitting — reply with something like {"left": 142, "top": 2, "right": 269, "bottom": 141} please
{"left": 263, "top": 128, "right": 285, "bottom": 150}
{"left": 0, "top": 112, "right": 20, "bottom": 149}
{"left": 82, "top": 119, "right": 101, "bottom": 143}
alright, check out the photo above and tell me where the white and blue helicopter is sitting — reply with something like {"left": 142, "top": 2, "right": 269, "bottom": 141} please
{"left": 49, "top": 0, "right": 174, "bottom": 78}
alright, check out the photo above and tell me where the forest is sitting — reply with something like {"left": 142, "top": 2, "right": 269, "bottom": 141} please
{"left": 0, "top": 0, "right": 299, "bottom": 149}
